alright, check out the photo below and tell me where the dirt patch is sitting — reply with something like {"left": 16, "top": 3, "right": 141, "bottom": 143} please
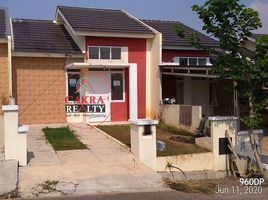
{"left": 170, "top": 135, "right": 194, "bottom": 144}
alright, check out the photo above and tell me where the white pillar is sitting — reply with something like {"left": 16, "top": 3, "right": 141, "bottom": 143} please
{"left": 129, "top": 119, "right": 158, "bottom": 170}
{"left": 18, "top": 125, "right": 28, "bottom": 166}
{"left": 129, "top": 64, "right": 138, "bottom": 120}
{"left": 209, "top": 116, "right": 238, "bottom": 171}
{"left": 3, "top": 105, "right": 19, "bottom": 160}
{"left": 2, "top": 105, "right": 28, "bottom": 166}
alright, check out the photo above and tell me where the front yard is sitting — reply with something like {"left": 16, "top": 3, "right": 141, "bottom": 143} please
{"left": 97, "top": 123, "right": 209, "bottom": 156}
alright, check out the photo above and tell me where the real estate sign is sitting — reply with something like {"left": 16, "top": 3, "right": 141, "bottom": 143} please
{"left": 65, "top": 93, "right": 111, "bottom": 122}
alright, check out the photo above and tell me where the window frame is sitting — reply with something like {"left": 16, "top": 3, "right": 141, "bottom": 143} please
{"left": 66, "top": 71, "right": 81, "bottom": 104}
{"left": 173, "top": 57, "right": 210, "bottom": 66}
{"left": 88, "top": 46, "right": 122, "bottom": 60}
{"left": 110, "top": 70, "right": 125, "bottom": 103}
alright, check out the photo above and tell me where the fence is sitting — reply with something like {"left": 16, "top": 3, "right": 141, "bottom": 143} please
{"left": 161, "top": 104, "right": 202, "bottom": 132}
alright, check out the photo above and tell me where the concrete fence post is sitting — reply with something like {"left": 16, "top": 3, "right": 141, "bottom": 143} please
{"left": 2, "top": 105, "right": 28, "bottom": 166}
{"left": 129, "top": 119, "right": 158, "bottom": 170}
{"left": 208, "top": 116, "right": 238, "bottom": 171}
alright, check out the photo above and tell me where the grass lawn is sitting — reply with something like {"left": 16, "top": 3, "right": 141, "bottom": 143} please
{"left": 42, "top": 127, "right": 87, "bottom": 151}
{"left": 97, "top": 123, "right": 209, "bottom": 156}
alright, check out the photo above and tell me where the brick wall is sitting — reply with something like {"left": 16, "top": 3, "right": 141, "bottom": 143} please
{"left": 0, "top": 43, "right": 9, "bottom": 114}
{"left": 12, "top": 57, "right": 67, "bottom": 124}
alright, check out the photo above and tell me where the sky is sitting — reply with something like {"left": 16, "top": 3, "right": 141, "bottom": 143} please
{"left": 0, "top": 0, "right": 267, "bottom": 34}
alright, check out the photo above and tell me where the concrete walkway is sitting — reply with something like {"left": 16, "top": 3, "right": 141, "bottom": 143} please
{"left": 19, "top": 123, "right": 167, "bottom": 198}
{"left": 0, "top": 160, "right": 18, "bottom": 196}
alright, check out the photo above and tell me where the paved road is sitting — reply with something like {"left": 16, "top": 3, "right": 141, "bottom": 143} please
{"left": 23, "top": 189, "right": 268, "bottom": 200}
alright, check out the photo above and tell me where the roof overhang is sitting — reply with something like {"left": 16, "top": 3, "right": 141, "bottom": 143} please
{"left": 66, "top": 62, "right": 133, "bottom": 69}
{"left": 73, "top": 30, "right": 154, "bottom": 39}
{"left": 163, "top": 45, "right": 222, "bottom": 52}
{"left": 163, "top": 45, "right": 200, "bottom": 50}
{"left": 159, "top": 62, "right": 219, "bottom": 78}
{"left": 12, "top": 51, "right": 84, "bottom": 58}
{"left": 56, "top": 9, "right": 155, "bottom": 39}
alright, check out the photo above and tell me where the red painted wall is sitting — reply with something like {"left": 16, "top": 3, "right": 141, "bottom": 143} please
{"left": 162, "top": 50, "right": 209, "bottom": 62}
{"left": 86, "top": 37, "right": 146, "bottom": 121}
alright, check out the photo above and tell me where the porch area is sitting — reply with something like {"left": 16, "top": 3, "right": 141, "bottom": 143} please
{"left": 65, "top": 62, "right": 139, "bottom": 124}
{"left": 160, "top": 63, "right": 236, "bottom": 117}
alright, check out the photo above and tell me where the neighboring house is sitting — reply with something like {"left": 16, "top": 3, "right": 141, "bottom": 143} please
{"left": 0, "top": 8, "right": 10, "bottom": 113}
{"left": 11, "top": 18, "right": 83, "bottom": 124}
{"left": 143, "top": 20, "right": 235, "bottom": 117}
{"left": 3, "top": 5, "right": 237, "bottom": 124}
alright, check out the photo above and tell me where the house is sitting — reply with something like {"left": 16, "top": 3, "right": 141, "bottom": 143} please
{"left": 2, "top": 5, "right": 236, "bottom": 124}
{"left": 0, "top": 8, "right": 11, "bottom": 113}
{"left": 143, "top": 20, "right": 236, "bottom": 117}
{"left": 10, "top": 6, "right": 162, "bottom": 124}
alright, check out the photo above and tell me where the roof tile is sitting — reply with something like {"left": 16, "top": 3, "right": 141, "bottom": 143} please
{"left": 142, "top": 19, "right": 219, "bottom": 49}
{"left": 12, "top": 19, "right": 82, "bottom": 54}
{"left": 58, "top": 6, "right": 153, "bottom": 35}
{"left": 0, "top": 8, "right": 7, "bottom": 38}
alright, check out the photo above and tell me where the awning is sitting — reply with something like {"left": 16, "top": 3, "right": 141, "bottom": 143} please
{"left": 159, "top": 62, "right": 219, "bottom": 78}
{"left": 66, "top": 62, "right": 132, "bottom": 69}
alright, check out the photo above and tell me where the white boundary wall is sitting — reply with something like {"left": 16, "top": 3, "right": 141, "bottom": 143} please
{"left": 156, "top": 152, "right": 213, "bottom": 172}
{"left": 161, "top": 104, "right": 202, "bottom": 132}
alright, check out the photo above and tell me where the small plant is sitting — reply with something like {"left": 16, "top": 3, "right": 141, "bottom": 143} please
{"left": 165, "top": 161, "right": 187, "bottom": 180}
{"left": 32, "top": 180, "right": 62, "bottom": 197}
{"left": 1, "top": 94, "right": 8, "bottom": 105}
{"left": 42, "top": 180, "right": 59, "bottom": 189}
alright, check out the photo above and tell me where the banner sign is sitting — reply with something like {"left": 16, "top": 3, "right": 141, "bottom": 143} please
{"left": 66, "top": 93, "right": 111, "bottom": 122}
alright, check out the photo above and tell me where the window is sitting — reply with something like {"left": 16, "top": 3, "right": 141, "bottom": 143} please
{"left": 111, "top": 73, "right": 123, "bottom": 101}
{"left": 100, "top": 47, "right": 110, "bottom": 59}
{"left": 179, "top": 58, "right": 188, "bottom": 66}
{"left": 67, "top": 73, "right": 80, "bottom": 102}
{"left": 173, "top": 57, "right": 210, "bottom": 66}
{"left": 111, "top": 47, "right": 121, "bottom": 59}
{"left": 198, "top": 58, "right": 207, "bottom": 66}
{"left": 88, "top": 46, "right": 121, "bottom": 60}
{"left": 189, "top": 58, "right": 197, "bottom": 66}
{"left": 88, "top": 47, "right": 99, "bottom": 59}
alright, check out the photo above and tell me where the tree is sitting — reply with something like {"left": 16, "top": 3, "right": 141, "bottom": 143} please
{"left": 187, "top": 0, "right": 268, "bottom": 174}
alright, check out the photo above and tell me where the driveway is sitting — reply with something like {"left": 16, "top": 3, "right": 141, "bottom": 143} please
{"left": 19, "top": 123, "right": 166, "bottom": 198}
